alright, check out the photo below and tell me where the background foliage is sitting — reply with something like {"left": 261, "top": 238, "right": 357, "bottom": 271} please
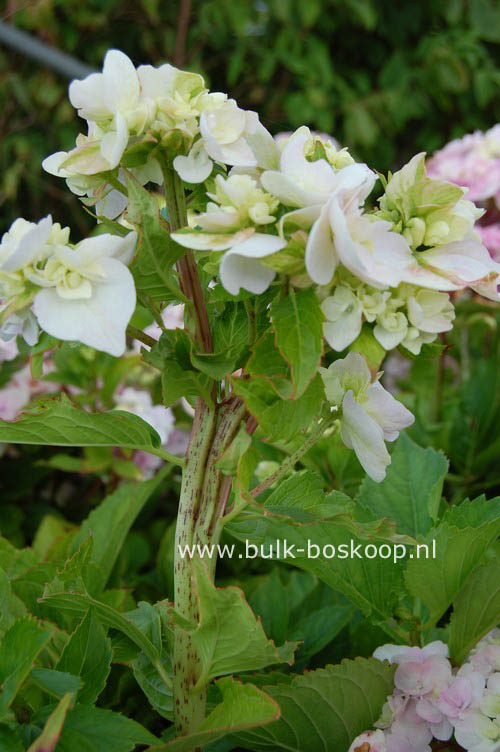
{"left": 1, "top": 0, "right": 500, "bottom": 228}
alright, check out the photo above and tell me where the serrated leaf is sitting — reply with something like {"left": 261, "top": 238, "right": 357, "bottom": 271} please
{"left": 125, "top": 171, "right": 185, "bottom": 303}
{"left": 405, "top": 496, "right": 500, "bottom": 627}
{"left": 132, "top": 651, "right": 173, "bottom": 720}
{"left": 27, "top": 692, "right": 73, "bottom": 752}
{"left": 192, "top": 303, "right": 249, "bottom": 379}
{"left": 68, "top": 466, "right": 171, "bottom": 592}
{"left": 31, "top": 668, "right": 82, "bottom": 699}
{"left": 357, "top": 434, "right": 448, "bottom": 536}
{"left": 248, "top": 569, "right": 354, "bottom": 664}
{"left": 233, "top": 658, "right": 395, "bottom": 752}
{"left": 39, "top": 591, "right": 163, "bottom": 671}
{"left": 0, "top": 618, "right": 53, "bottom": 717}
{"left": 182, "top": 562, "right": 297, "bottom": 687}
{"left": 449, "top": 556, "right": 500, "bottom": 664}
{"left": 232, "top": 373, "right": 324, "bottom": 442}
{"left": 56, "top": 610, "right": 112, "bottom": 704}
{"left": 0, "top": 537, "right": 38, "bottom": 579}
{"left": 227, "top": 472, "right": 406, "bottom": 625}
{"left": 148, "top": 678, "right": 279, "bottom": 752}
{"left": 0, "top": 395, "right": 167, "bottom": 460}
{"left": 30, "top": 704, "right": 158, "bottom": 752}
{"left": 271, "top": 288, "right": 323, "bottom": 398}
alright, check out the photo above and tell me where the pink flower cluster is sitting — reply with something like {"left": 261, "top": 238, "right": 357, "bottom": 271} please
{"left": 427, "top": 125, "right": 500, "bottom": 263}
{"left": 427, "top": 125, "right": 500, "bottom": 205}
{"left": 349, "top": 630, "right": 500, "bottom": 752}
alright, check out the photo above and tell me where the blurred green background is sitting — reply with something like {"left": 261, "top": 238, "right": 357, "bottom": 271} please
{"left": 1, "top": 0, "right": 499, "bottom": 229}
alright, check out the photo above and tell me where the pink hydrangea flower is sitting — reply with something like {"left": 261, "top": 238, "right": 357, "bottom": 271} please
{"left": 477, "top": 223, "right": 500, "bottom": 261}
{"left": 427, "top": 126, "right": 500, "bottom": 203}
{"left": 348, "top": 729, "right": 386, "bottom": 751}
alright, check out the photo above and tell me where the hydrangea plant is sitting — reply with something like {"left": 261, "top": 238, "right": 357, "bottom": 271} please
{"left": 0, "top": 51, "right": 499, "bottom": 752}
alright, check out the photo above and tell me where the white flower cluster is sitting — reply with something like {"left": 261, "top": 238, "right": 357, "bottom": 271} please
{"left": 349, "top": 630, "right": 500, "bottom": 752}
{"left": 0, "top": 216, "right": 136, "bottom": 356}
{"left": 42, "top": 50, "right": 264, "bottom": 218}
{"left": 320, "top": 352, "right": 414, "bottom": 481}
{"left": 321, "top": 278, "right": 455, "bottom": 355}
{"left": 2, "top": 50, "right": 499, "bottom": 370}
{"left": 173, "top": 127, "right": 499, "bottom": 352}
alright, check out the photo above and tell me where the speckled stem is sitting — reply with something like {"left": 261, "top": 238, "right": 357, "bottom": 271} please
{"left": 173, "top": 398, "right": 216, "bottom": 736}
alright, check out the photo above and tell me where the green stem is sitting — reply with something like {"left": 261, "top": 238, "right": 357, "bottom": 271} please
{"left": 162, "top": 162, "right": 213, "bottom": 355}
{"left": 250, "top": 413, "right": 336, "bottom": 498}
{"left": 147, "top": 446, "right": 185, "bottom": 467}
{"left": 173, "top": 399, "right": 216, "bottom": 736}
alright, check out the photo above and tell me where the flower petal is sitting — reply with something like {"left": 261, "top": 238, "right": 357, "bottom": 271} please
{"left": 33, "top": 257, "right": 136, "bottom": 357}
{"left": 305, "top": 203, "right": 338, "bottom": 284}
{"left": 2, "top": 216, "right": 52, "bottom": 272}
{"left": 363, "top": 381, "right": 415, "bottom": 441}
{"left": 173, "top": 142, "right": 213, "bottom": 183}
{"left": 341, "top": 390, "right": 391, "bottom": 482}
{"left": 219, "top": 233, "right": 286, "bottom": 295}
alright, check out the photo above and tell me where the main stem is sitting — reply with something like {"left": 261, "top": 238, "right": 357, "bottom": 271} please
{"left": 165, "top": 166, "right": 247, "bottom": 739}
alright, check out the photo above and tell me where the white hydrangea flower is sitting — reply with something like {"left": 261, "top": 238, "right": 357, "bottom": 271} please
{"left": 454, "top": 710, "right": 500, "bottom": 751}
{"left": 320, "top": 352, "right": 414, "bottom": 481}
{"left": 261, "top": 126, "right": 371, "bottom": 209}
{"left": 171, "top": 173, "right": 285, "bottom": 295}
{"left": 405, "top": 287, "right": 455, "bottom": 334}
{"left": 0, "top": 215, "right": 137, "bottom": 356}
{"left": 321, "top": 286, "right": 363, "bottom": 351}
{"left": 374, "top": 305, "right": 408, "bottom": 350}
{"left": 379, "top": 153, "right": 500, "bottom": 301}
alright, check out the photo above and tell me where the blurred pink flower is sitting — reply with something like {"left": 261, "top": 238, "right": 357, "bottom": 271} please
{"left": 477, "top": 223, "right": 500, "bottom": 261}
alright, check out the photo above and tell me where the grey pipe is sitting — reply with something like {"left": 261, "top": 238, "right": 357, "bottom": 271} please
{"left": 0, "top": 21, "right": 95, "bottom": 79}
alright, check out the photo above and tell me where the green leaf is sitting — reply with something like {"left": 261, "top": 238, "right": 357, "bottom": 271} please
{"left": 68, "top": 467, "right": 171, "bottom": 592}
{"left": 56, "top": 610, "right": 112, "bottom": 705}
{"left": 31, "top": 705, "right": 158, "bottom": 752}
{"left": 232, "top": 373, "right": 324, "bottom": 442}
{"left": 132, "top": 651, "right": 173, "bottom": 721}
{"left": 0, "top": 724, "right": 23, "bottom": 751}
{"left": 449, "top": 555, "right": 500, "bottom": 664}
{"left": 350, "top": 326, "right": 386, "bottom": 370}
{"left": 227, "top": 472, "right": 406, "bottom": 625}
{"left": 146, "top": 329, "right": 212, "bottom": 407}
{"left": 125, "top": 171, "right": 185, "bottom": 303}
{"left": 0, "top": 617, "right": 53, "bottom": 717}
{"left": 0, "top": 395, "right": 172, "bottom": 461}
{"left": 32, "top": 516, "right": 77, "bottom": 562}
{"left": 0, "top": 566, "right": 23, "bottom": 636}
{"left": 405, "top": 496, "right": 500, "bottom": 627}
{"left": 0, "top": 537, "right": 38, "bottom": 579}
{"left": 271, "top": 288, "right": 323, "bottom": 398}
{"left": 31, "top": 669, "right": 82, "bottom": 700}
{"left": 233, "top": 658, "right": 395, "bottom": 752}
{"left": 357, "top": 434, "right": 448, "bottom": 536}
{"left": 148, "top": 678, "right": 279, "bottom": 752}
{"left": 180, "top": 562, "right": 297, "bottom": 687}
{"left": 192, "top": 302, "right": 249, "bottom": 379}
{"left": 247, "top": 569, "right": 354, "bottom": 663}
{"left": 40, "top": 591, "right": 163, "bottom": 671}
{"left": 27, "top": 692, "right": 73, "bottom": 752}
{"left": 246, "top": 331, "right": 292, "bottom": 399}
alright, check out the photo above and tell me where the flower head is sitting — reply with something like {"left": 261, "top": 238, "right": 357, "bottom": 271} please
{"left": 320, "top": 352, "right": 414, "bottom": 481}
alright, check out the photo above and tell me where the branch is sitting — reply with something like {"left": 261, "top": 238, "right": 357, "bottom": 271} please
{"left": 162, "top": 163, "right": 213, "bottom": 354}
{"left": 126, "top": 325, "right": 157, "bottom": 349}
{"left": 250, "top": 413, "right": 336, "bottom": 498}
